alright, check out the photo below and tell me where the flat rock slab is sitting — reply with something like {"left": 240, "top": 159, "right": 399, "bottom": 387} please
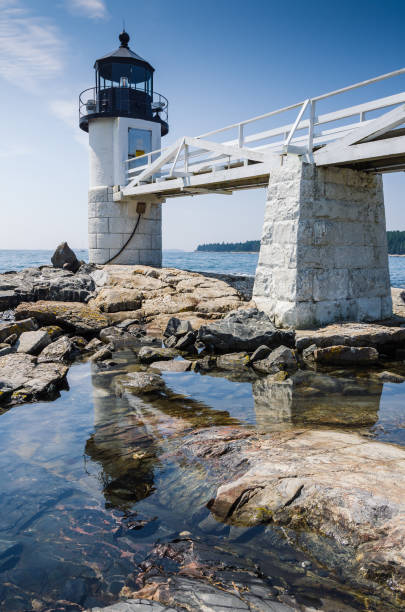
{"left": 150, "top": 359, "right": 192, "bottom": 372}
{"left": 182, "top": 427, "right": 405, "bottom": 597}
{"left": 15, "top": 301, "right": 109, "bottom": 335}
{"left": 138, "top": 346, "right": 178, "bottom": 364}
{"left": 197, "top": 309, "right": 295, "bottom": 354}
{"left": 16, "top": 330, "right": 51, "bottom": 355}
{"left": 0, "top": 353, "right": 68, "bottom": 406}
{"left": 296, "top": 321, "right": 405, "bottom": 352}
{"left": 113, "top": 371, "right": 165, "bottom": 396}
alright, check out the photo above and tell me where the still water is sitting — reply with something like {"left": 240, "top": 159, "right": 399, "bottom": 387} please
{"left": 1, "top": 350, "right": 405, "bottom": 610}
{"left": 1, "top": 250, "right": 405, "bottom": 610}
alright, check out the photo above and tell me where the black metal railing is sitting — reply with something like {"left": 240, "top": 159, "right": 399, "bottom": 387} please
{"left": 79, "top": 85, "right": 168, "bottom": 125}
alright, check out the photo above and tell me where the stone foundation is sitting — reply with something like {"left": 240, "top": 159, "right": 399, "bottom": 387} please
{"left": 253, "top": 157, "right": 392, "bottom": 328}
{"left": 88, "top": 187, "right": 162, "bottom": 266}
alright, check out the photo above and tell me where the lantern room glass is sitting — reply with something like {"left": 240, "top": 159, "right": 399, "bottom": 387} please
{"left": 96, "top": 62, "right": 152, "bottom": 95}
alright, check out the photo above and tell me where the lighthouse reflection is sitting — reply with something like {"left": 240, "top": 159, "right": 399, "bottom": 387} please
{"left": 85, "top": 359, "right": 241, "bottom": 511}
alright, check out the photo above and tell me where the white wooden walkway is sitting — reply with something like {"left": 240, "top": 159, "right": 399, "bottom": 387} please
{"left": 119, "top": 68, "right": 405, "bottom": 200}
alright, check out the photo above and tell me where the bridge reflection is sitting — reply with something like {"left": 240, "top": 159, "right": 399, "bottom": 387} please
{"left": 252, "top": 371, "right": 382, "bottom": 431}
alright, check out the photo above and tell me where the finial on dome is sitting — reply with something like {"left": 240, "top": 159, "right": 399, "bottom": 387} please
{"left": 119, "top": 30, "right": 130, "bottom": 48}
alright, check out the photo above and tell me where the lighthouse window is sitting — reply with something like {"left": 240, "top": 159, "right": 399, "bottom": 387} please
{"left": 128, "top": 128, "right": 152, "bottom": 168}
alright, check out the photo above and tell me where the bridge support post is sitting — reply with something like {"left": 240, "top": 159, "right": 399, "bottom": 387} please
{"left": 88, "top": 187, "right": 163, "bottom": 266}
{"left": 253, "top": 156, "right": 392, "bottom": 328}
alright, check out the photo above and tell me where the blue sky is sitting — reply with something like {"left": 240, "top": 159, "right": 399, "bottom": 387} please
{"left": 1, "top": 0, "right": 405, "bottom": 250}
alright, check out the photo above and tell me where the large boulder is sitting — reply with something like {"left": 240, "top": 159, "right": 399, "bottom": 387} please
{"left": 0, "top": 353, "right": 68, "bottom": 406}
{"left": 15, "top": 301, "right": 109, "bottom": 335}
{"left": 51, "top": 242, "right": 80, "bottom": 273}
{"left": 183, "top": 427, "right": 405, "bottom": 597}
{"left": 197, "top": 309, "right": 295, "bottom": 354}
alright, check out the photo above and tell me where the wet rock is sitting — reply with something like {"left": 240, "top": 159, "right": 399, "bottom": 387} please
{"left": 109, "top": 537, "right": 295, "bottom": 612}
{"left": 249, "top": 345, "right": 271, "bottom": 363}
{"left": 164, "top": 334, "right": 178, "bottom": 348}
{"left": 37, "top": 336, "right": 77, "bottom": 363}
{"left": 175, "top": 331, "right": 197, "bottom": 350}
{"left": 90, "top": 288, "right": 142, "bottom": 313}
{"left": 85, "top": 338, "right": 104, "bottom": 352}
{"left": 51, "top": 241, "right": 80, "bottom": 272}
{"left": 196, "top": 355, "right": 217, "bottom": 371}
{"left": 197, "top": 309, "right": 295, "bottom": 354}
{"left": 0, "top": 317, "right": 38, "bottom": 343}
{"left": 150, "top": 359, "right": 192, "bottom": 372}
{"left": 182, "top": 427, "right": 405, "bottom": 596}
{"left": 376, "top": 370, "right": 405, "bottom": 383}
{"left": 138, "top": 346, "right": 178, "bottom": 364}
{"left": 216, "top": 353, "right": 250, "bottom": 371}
{"left": 164, "top": 317, "right": 193, "bottom": 338}
{"left": 0, "top": 353, "right": 68, "bottom": 406}
{"left": 296, "top": 322, "right": 405, "bottom": 353}
{"left": 90, "top": 346, "right": 113, "bottom": 362}
{"left": 0, "top": 344, "right": 13, "bottom": 357}
{"left": 313, "top": 345, "right": 378, "bottom": 366}
{"left": 16, "top": 330, "right": 51, "bottom": 355}
{"left": 113, "top": 371, "right": 165, "bottom": 396}
{"left": 15, "top": 301, "right": 109, "bottom": 335}
{"left": 253, "top": 346, "right": 297, "bottom": 374}
{"left": 3, "top": 333, "right": 17, "bottom": 345}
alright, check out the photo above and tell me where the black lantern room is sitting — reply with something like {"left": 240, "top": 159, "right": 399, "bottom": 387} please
{"left": 79, "top": 31, "right": 168, "bottom": 135}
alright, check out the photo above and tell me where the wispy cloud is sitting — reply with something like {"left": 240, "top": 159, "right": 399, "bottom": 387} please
{"left": 0, "top": 0, "right": 64, "bottom": 92}
{"left": 66, "top": 0, "right": 108, "bottom": 20}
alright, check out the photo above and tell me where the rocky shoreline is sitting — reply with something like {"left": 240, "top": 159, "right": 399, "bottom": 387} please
{"left": 1, "top": 248, "right": 405, "bottom": 610}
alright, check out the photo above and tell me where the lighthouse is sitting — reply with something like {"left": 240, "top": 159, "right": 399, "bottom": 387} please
{"left": 79, "top": 31, "right": 168, "bottom": 265}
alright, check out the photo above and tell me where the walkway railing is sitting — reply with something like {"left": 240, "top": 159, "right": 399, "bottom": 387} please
{"left": 124, "top": 67, "right": 405, "bottom": 189}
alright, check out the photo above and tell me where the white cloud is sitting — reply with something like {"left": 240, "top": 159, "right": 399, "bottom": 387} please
{"left": 0, "top": 0, "right": 64, "bottom": 92}
{"left": 66, "top": 0, "right": 108, "bottom": 20}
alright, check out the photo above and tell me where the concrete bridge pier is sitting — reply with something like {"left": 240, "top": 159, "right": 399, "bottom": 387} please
{"left": 253, "top": 156, "right": 392, "bottom": 328}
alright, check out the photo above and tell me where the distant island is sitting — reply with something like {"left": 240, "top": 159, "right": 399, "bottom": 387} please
{"left": 196, "top": 240, "right": 260, "bottom": 253}
{"left": 196, "top": 232, "right": 405, "bottom": 255}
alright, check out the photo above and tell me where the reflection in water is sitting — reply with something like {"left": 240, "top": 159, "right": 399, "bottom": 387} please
{"left": 0, "top": 352, "right": 404, "bottom": 611}
{"left": 252, "top": 371, "right": 382, "bottom": 431}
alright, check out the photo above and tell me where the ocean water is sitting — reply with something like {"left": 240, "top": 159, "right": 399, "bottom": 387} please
{"left": 1, "top": 249, "right": 405, "bottom": 287}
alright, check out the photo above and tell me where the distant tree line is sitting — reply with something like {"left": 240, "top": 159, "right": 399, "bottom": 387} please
{"left": 387, "top": 231, "right": 405, "bottom": 254}
{"left": 197, "top": 233, "right": 405, "bottom": 254}
{"left": 196, "top": 240, "right": 260, "bottom": 252}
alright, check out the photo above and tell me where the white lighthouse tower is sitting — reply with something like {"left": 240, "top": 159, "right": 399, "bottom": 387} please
{"left": 79, "top": 31, "right": 168, "bottom": 265}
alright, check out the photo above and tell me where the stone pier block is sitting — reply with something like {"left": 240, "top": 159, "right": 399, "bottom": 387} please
{"left": 253, "top": 157, "right": 392, "bottom": 328}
